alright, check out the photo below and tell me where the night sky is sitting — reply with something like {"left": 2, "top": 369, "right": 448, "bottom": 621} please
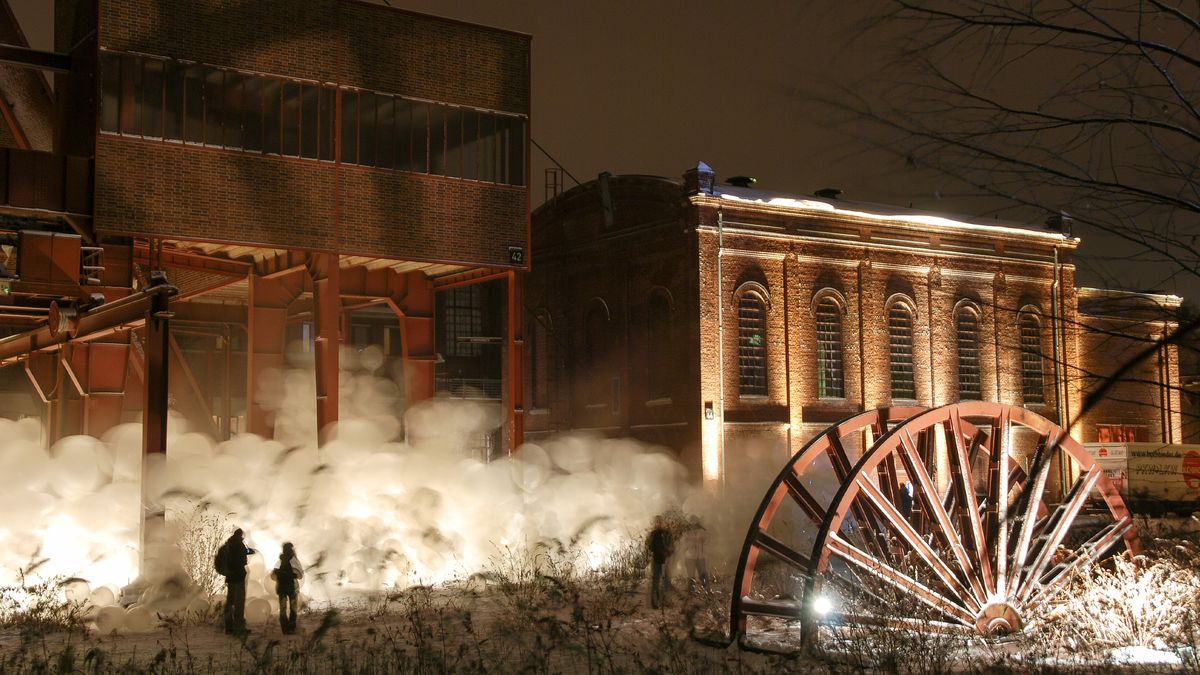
{"left": 8, "top": 0, "right": 1191, "bottom": 304}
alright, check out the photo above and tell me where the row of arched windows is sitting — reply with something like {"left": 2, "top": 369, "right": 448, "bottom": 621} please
{"left": 736, "top": 287, "right": 1047, "bottom": 404}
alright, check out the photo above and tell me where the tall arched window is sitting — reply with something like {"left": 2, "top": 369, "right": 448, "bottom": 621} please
{"left": 814, "top": 293, "right": 845, "bottom": 398}
{"left": 528, "top": 312, "right": 550, "bottom": 409}
{"left": 1019, "top": 311, "right": 1045, "bottom": 404}
{"left": 583, "top": 301, "right": 610, "bottom": 405}
{"left": 955, "top": 303, "right": 982, "bottom": 400}
{"left": 647, "top": 290, "right": 672, "bottom": 400}
{"left": 887, "top": 297, "right": 916, "bottom": 400}
{"left": 738, "top": 290, "right": 768, "bottom": 396}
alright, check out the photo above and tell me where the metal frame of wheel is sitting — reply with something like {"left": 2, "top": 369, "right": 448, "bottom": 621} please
{"left": 730, "top": 402, "right": 1139, "bottom": 651}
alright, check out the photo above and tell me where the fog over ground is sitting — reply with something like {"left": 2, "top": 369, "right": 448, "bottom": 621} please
{"left": 0, "top": 345, "right": 753, "bottom": 630}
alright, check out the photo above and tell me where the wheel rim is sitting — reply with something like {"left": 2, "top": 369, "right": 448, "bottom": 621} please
{"left": 730, "top": 403, "right": 1139, "bottom": 650}
{"left": 729, "top": 406, "right": 925, "bottom": 644}
{"left": 808, "top": 402, "right": 1138, "bottom": 637}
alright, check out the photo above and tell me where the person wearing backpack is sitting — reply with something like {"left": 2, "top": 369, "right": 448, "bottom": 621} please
{"left": 270, "top": 542, "right": 304, "bottom": 634}
{"left": 215, "top": 528, "right": 255, "bottom": 635}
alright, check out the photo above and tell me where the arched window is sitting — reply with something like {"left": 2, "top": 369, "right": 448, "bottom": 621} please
{"left": 583, "top": 301, "right": 610, "bottom": 405}
{"left": 647, "top": 290, "right": 672, "bottom": 400}
{"left": 887, "top": 297, "right": 916, "bottom": 400}
{"left": 1019, "top": 311, "right": 1045, "bottom": 404}
{"left": 738, "top": 290, "right": 768, "bottom": 396}
{"left": 814, "top": 293, "right": 845, "bottom": 398}
{"left": 955, "top": 302, "right": 982, "bottom": 400}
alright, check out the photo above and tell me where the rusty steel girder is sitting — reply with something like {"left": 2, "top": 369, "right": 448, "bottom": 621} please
{"left": 730, "top": 402, "right": 1138, "bottom": 651}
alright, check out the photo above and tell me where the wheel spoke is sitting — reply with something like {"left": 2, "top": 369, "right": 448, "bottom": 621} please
{"left": 828, "top": 431, "right": 890, "bottom": 562}
{"left": 896, "top": 428, "right": 986, "bottom": 607}
{"left": 783, "top": 471, "right": 826, "bottom": 523}
{"left": 946, "top": 410, "right": 994, "bottom": 597}
{"left": 854, "top": 472, "right": 977, "bottom": 606}
{"left": 753, "top": 530, "right": 812, "bottom": 571}
{"left": 1016, "top": 465, "right": 1103, "bottom": 603}
{"left": 1008, "top": 431, "right": 1062, "bottom": 593}
{"left": 1027, "top": 516, "right": 1134, "bottom": 607}
{"left": 993, "top": 407, "right": 1011, "bottom": 595}
{"left": 827, "top": 534, "right": 975, "bottom": 625}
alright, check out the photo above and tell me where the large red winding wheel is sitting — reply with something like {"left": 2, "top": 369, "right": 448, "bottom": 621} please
{"left": 730, "top": 402, "right": 1138, "bottom": 649}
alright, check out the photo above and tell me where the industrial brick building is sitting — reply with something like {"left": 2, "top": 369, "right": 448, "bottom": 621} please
{"left": 0, "top": 0, "right": 530, "bottom": 454}
{"left": 525, "top": 163, "right": 1184, "bottom": 486}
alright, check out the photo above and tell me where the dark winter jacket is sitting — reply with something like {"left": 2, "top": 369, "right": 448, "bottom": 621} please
{"left": 647, "top": 527, "right": 673, "bottom": 565}
{"left": 218, "top": 535, "right": 250, "bottom": 582}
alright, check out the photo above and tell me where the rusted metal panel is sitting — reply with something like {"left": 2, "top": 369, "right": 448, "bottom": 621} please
{"left": 33, "top": 151, "right": 63, "bottom": 211}
{"left": 64, "top": 155, "right": 92, "bottom": 215}
{"left": 8, "top": 149, "right": 34, "bottom": 207}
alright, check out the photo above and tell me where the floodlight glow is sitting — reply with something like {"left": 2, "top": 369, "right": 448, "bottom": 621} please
{"left": 813, "top": 595, "right": 833, "bottom": 616}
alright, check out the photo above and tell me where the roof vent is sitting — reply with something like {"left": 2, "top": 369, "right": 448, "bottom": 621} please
{"left": 725, "top": 176, "right": 756, "bottom": 188}
{"left": 814, "top": 188, "right": 842, "bottom": 199}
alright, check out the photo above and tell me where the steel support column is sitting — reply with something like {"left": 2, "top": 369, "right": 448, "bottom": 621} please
{"left": 142, "top": 288, "right": 170, "bottom": 456}
{"left": 506, "top": 270, "right": 524, "bottom": 454}
{"left": 310, "top": 253, "right": 341, "bottom": 441}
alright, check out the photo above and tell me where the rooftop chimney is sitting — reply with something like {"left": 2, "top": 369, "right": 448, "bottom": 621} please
{"left": 1045, "top": 212, "right": 1073, "bottom": 237}
{"left": 683, "top": 161, "right": 716, "bottom": 195}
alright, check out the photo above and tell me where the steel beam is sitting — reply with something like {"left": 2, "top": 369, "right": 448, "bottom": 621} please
{"left": 142, "top": 289, "right": 169, "bottom": 455}
{"left": 506, "top": 270, "right": 524, "bottom": 454}
{"left": 0, "top": 43, "right": 70, "bottom": 72}
{"left": 310, "top": 253, "right": 340, "bottom": 442}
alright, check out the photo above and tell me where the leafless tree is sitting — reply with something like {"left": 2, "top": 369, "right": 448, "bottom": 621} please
{"left": 822, "top": 0, "right": 1199, "bottom": 425}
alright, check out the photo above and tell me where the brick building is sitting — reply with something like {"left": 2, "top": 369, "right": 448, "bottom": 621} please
{"left": 525, "top": 163, "right": 1184, "bottom": 487}
{"left": 0, "top": 0, "right": 530, "bottom": 454}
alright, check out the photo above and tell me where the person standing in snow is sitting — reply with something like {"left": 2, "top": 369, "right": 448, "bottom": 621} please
{"left": 271, "top": 542, "right": 304, "bottom": 634}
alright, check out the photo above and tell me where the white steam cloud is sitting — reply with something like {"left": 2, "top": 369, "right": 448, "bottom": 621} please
{"left": 0, "top": 351, "right": 700, "bottom": 630}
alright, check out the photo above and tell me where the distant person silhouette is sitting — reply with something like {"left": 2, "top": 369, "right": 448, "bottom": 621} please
{"left": 215, "top": 528, "right": 255, "bottom": 635}
{"left": 271, "top": 542, "right": 305, "bottom": 634}
{"left": 646, "top": 515, "right": 674, "bottom": 609}
{"left": 680, "top": 515, "right": 709, "bottom": 591}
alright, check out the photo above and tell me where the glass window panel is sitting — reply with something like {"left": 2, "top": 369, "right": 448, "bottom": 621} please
{"left": 183, "top": 65, "right": 205, "bottom": 144}
{"left": 738, "top": 293, "right": 768, "bottom": 396}
{"left": 99, "top": 52, "right": 120, "bottom": 133}
{"left": 118, "top": 54, "right": 141, "bottom": 135}
{"left": 242, "top": 76, "right": 263, "bottom": 151}
{"left": 815, "top": 298, "right": 844, "bottom": 398}
{"left": 504, "top": 116, "right": 526, "bottom": 186}
{"left": 376, "top": 95, "right": 395, "bottom": 169}
{"left": 888, "top": 303, "right": 915, "bottom": 400}
{"left": 398, "top": 99, "right": 421, "bottom": 172}
{"left": 359, "top": 91, "right": 376, "bottom": 167}
{"left": 340, "top": 90, "right": 358, "bottom": 164}
{"left": 163, "top": 61, "right": 184, "bottom": 140}
{"left": 318, "top": 87, "right": 335, "bottom": 161}
{"left": 478, "top": 113, "right": 495, "bottom": 183}
{"left": 430, "top": 104, "right": 446, "bottom": 176}
{"left": 222, "top": 72, "right": 244, "bottom": 149}
{"left": 282, "top": 81, "right": 301, "bottom": 157}
{"left": 204, "top": 68, "right": 223, "bottom": 146}
{"left": 461, "top": 109, "right": 479, "bottom": 181}
{"left": 300, "top": 85, "right": 318, "bottom": 160}
{"left": 262, "top": 78, "right": 281, "bottom": 154}
{"left": 140, "top": 59, "right": 163, "bottom": 137}
{"left": 444, "top": 106, "right": 462, "bottom": 178}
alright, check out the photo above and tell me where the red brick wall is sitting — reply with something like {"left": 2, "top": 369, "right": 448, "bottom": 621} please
{"left": 91, "top": 0, "right": 530, "bottom": 265}
{"left": 97, "top": 0, "right": 529, "bottom": 115}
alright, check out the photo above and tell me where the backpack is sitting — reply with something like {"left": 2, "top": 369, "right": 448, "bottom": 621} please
{"left": 274, "top": 560, "right": 297, "bottom": 593}
{"left": 214, "top": 544, "right": 229, "bottom": 577}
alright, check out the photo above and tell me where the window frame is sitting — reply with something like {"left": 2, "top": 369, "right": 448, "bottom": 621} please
{"left": 886, "top": 293, "right": 917, "bottom": 401}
